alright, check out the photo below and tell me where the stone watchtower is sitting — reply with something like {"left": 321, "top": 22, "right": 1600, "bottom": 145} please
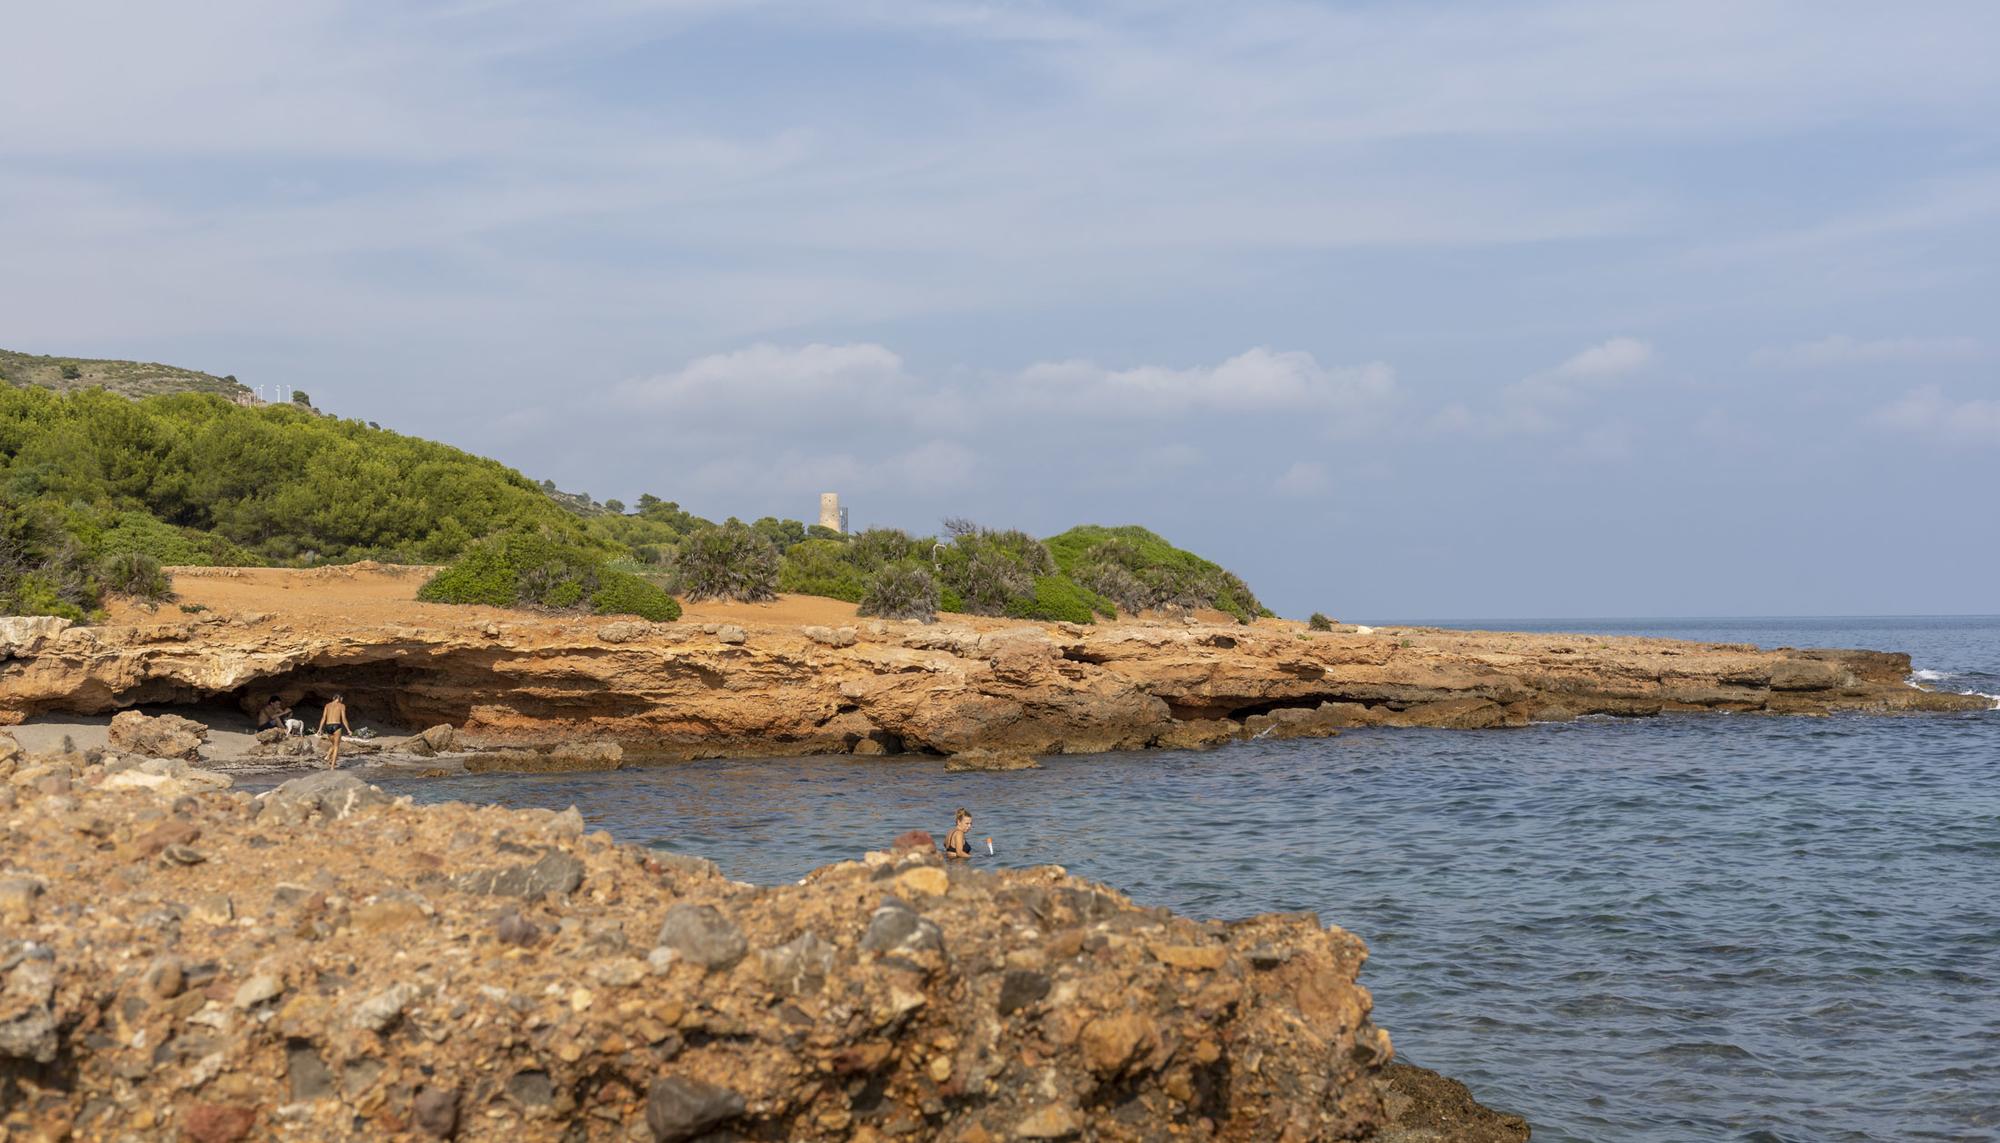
{"left": 818, "top": 492, "right": 847, "bottom": 534}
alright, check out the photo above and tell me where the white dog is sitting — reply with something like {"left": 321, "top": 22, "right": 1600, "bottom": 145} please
{"left": 282, "top": 717, "right": 306, "bottom": 737}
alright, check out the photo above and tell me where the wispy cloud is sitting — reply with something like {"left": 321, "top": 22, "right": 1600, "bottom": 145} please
{"left": 1754, "top": 335, "right": 1982, "bottom": 369}
{"left": 1872, "top": 385, "right": 2000, "bottom": 445}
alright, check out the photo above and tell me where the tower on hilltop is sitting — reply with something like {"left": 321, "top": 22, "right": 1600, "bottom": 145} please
{"left": 818, "top": 492, "right": 847, "bottom": 534}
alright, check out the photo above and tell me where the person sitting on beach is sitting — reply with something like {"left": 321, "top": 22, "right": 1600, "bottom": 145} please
{"left": 944, "top": 808, "right": 974, "bottom": 859}
{"left": 316, "top": 694, "right": 353, "bottom": 769}
{"left": 254, "top": 696, "right": 291, "bottom": 731}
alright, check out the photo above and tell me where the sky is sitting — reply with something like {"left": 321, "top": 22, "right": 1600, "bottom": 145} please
{"left": 3, "top": 1, "right": 1997, "bottom": 620}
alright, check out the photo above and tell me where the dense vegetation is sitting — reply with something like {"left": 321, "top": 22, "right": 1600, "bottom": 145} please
{"left": 416, "top": 531, "right": 679, "bottom": 621}
{"left": 1047, "top": 525, "right": 1265, "bottom": 623}
{"left": 0, "top": 356, "right": 1268, "bottom": 625}
{"left": 0, "top": 381, "right": 615, "bottom": 618}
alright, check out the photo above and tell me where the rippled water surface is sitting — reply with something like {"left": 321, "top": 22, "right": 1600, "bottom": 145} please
{"left": 378, "top": 617, "right": 2000, "bottom": 1142}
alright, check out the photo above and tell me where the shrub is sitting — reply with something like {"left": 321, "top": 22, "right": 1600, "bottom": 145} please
{"left": 673, "top": 520, "right": 779, "bottom": 602}
{"left": 99, "top": 551, "right": 174, "bottom": 603}
{"left": 850, "top": 527, "right": 926, "bottom": 567}
{"left": 858, "top": 563, "right": 939, "bottom": 622}
{"left": 59, "top": 363, "right": 82, "bottom": 380}
{"left": 291, "top": 389, "right": 311, "bottom": 405}
{"left": 935, "top": 526, "right": 1053, "bottom": 616}
{"left": 1308, "top": 612, "right": 1334, "bottom": 631}
{"left": 1004, "top": 575, "right": 1112, "bottom": 624}
{"left": 777, "top": 538, "right": 867, "bottom": 602}
{"left": 1045, "top": 525, "right": 1264, "bottom": 622}
{"left": 417, "top": 531, "right": 675, "bottom": 620}
{"left": 0, "top": 498, "right": 99, "bottom": 620}
{"left": 588, "top": 569, "right": 681, "bottom": 621}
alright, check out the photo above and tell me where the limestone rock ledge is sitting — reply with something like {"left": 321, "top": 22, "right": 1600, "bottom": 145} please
{"left": 0, "top": 757, "right": 1524, "bottom": 1141}
{"left": 0, "top": 569, "right": 1984, "bottom": 760}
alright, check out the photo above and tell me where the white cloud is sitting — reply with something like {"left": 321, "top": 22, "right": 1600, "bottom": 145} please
{"left": 1433, "top": 338, "right": 1656, "bottom": 437}
{"left": 1872, "top": 385, "right": 2000, "bottom": 444}
{"left": 1551, "top": 337, "right": 1656, "bottom": 381}
{"left": 1273, "top": 460, "right": 1332, "bottom": 497}
{"left": 1014, "top": 348, "right": 1397, "bottom": 430}
{"left": 1754, "top": 335, "right": 1982, "bottom": 369}
{"left": 620, "top": 342, "right": 910, "bottom": 405}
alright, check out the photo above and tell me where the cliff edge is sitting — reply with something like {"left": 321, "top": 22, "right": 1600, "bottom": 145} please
{"left": 0, "top": 565, "right": 1982, "bottom": 762}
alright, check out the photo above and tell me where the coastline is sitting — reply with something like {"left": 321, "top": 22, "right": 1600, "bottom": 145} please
{"left": 0, "top": 565, "right": 1982, "bottom": 771}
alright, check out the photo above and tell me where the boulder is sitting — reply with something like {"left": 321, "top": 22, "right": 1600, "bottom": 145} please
{"left": 106, "top": 710, "right": 208, "bottom": 760}
{"left": 262, "top": 771, "right": 390, "bottom": 823}
{"left": 597, "top": 621, "right": 651, "bottom": 645}
{"left": 803, "top": 625, "right": 857, "bottom": 648}
{"left": 943, "top": 748, "right": 1043, "bottom": 772}
{"left": 463, "top": 741, "right": 622, "bottom": 774}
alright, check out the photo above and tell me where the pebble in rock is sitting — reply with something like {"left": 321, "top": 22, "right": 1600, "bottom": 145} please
{"left": 351, "top": 983, "right": 416, "bottom": 1033}
{"left": 181, "top": 1102, "right": 257, "bottom": 1143}
{"left": 654, "top": 903, "right": 747, "bottom": 970}
{"left": 494, "top": 911, "right": 542, "bottom": 946}
{"left": 645, "top": 1076, "right": 745, "bottom": 1142}
{"left": 412, "top": 1086, "right": 459, "bottom": 1138}
{"left": 232, "top": 974, "right": 284, "bottom": 1009}
{"left": 144, "top": 956, "right": 185, "bottom": 999}
{"left": 861, "top": 896, "right": 944, "bottom": 955}
{"left": 450, "top": 850, "right": 585, "bottom": 900}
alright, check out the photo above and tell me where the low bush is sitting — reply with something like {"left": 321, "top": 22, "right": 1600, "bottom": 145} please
{"left": 673, "top": 520, "right": 779, "bottom": 602}
{"left": 777, "top": 538, "right": 867, "bottom": 602}
{"left": 1308, "top": 612, "right": 1334, "bottom": 631}
{"left": 417, "top": 530, "right": 679, "bottom": 620}
{"left": 98, "top": 551, "right": 174, "bottom": 603}
{"left": 0, "top": 498, "right": 100, "bottom": 620}
{"left": 936, "top": 526, "right": 1053, "bottom": 616}
{"left": 858, "top": 563, "right": 939, "bottom": 622}
{"left": 1046, "top": 525, "right": 1264, "bottom": 622}
{"left": 1004, "top": 575, "right": 1113, "bottom": 624}
{"left": 588, "top": 569, "right": 681, "bottom": 621}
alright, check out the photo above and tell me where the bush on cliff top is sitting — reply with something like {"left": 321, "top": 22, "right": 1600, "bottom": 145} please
{"left": 417, "top": 531, "right": 680, "bottom": 621}
{"left": 776, "top": 538, "right": 867, "bottom": 603}
{"left": 673, "top": 520, "right": 779, "bottom": 602}
{"left": 857, "top": 563, "right": 940, "bottom": 623}
{"left": 1046, "top": 524, "right": 1265, "bottom": 623}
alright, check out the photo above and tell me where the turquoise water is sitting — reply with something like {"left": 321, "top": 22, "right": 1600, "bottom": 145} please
{"left": 375, "top": 617, "right": 2000, "bottom": 1142}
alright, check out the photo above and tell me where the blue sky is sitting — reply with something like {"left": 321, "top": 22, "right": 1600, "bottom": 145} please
{"left": 3, "top": 1, "right": 1996, "bottom": 618}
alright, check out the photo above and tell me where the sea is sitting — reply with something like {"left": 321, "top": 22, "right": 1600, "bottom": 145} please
{"left": 370, "top": 616, "right": 2000, "bottom": 1142}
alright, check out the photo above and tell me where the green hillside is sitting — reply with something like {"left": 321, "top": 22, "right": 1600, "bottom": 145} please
{"left": 0, "top": 350, "right": 1264, "bottom": 627}
{"left": 0, "top": 347, "right": 255, "bottom": 400}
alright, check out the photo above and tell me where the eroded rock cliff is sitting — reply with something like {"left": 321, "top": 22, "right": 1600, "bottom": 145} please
{"left": 0, "top": 566, "right": 1981, "bottom": 761}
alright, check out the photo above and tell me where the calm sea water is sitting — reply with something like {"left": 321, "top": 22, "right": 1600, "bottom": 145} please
{"left": 372, "top": 616, "right": 2000, "bottom": 1142}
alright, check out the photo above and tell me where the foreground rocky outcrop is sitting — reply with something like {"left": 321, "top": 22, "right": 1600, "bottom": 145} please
{"left": 0, "top": 744, "right": 1525, "bottom": 1141}
{"left": 0, "top": 565, "right": 1983, "bottom": 762}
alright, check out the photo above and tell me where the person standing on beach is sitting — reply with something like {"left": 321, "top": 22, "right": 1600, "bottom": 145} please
{"left": 316, "top": 694, "right": 353, "bottom": 768}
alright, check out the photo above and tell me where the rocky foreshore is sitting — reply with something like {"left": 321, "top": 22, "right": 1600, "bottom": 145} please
{"left": 0, "top": 566, "right": 1984, "bottom": 766}
{"left": 0, "top": 739, "right": 1529, "bottom": 1141}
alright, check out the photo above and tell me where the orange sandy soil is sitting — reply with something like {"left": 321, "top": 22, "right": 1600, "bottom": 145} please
{"left": 106, "top": 562, "right": 1261, "bottom": 634}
